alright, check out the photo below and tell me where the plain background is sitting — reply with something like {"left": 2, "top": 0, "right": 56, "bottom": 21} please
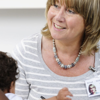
{"left": 0, "top": 9, "right": 46, "bottom": 53}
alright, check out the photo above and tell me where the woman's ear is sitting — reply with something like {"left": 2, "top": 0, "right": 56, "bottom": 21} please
{"left": 9, "top": 81, "right": 15, "bottom": 93}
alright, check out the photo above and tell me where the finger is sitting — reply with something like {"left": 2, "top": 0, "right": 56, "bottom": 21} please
{"left": 62, "top": 87, "right": 69, "bottom": 91}
{"left": 64, "top": 97, "right": 72, "bottom": 100}
{"left": 65, "top": 90, "right": 73, "bottom": 97}
{"left": 62, "top": 87, "right": 73, "bottom": 97}
{"left": 67, "top": 92, "right": 73, "bottom": 97}
{"left": 66, "top": 96, "right": 73, "bottom": 99}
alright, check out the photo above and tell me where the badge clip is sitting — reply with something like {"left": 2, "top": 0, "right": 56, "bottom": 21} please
{"left": 89, "top": 66, "right": 96, "bottom": 72}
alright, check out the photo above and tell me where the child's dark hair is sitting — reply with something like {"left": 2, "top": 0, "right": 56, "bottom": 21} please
{"left": 0, "top": 51, "right": 19, "bottom": 92}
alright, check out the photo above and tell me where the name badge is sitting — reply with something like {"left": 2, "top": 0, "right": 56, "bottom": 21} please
{"left": 85, "top": 76, "right": 100, "bottom": 97}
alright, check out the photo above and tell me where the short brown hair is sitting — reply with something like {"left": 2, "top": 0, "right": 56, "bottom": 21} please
{"left": 41, "top": 0, "right": 100, "bottom": 55}
{"left": 0, "top": 51, "right": 19, "bottom": 92}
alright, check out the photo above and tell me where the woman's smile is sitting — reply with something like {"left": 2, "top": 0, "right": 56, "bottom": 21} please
{"left": 53, "top": 23, "right": 66, "bottom": 31}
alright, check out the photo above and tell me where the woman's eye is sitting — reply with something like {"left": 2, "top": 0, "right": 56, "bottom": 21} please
{"left": 54, "top": 4, "right": 58, "bottom": 8}
{"left": 67, "top": 9, "right": 75, "bottom": 14}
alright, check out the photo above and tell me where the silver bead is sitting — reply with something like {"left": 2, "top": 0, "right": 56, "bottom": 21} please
{"left": 74, "top": 61, "right": 76, "bottom": 65}
{"left": 56, "top": 58, "right": 59, "bottom": 62}
{"left": 53, "top": 43, "right": 55, "bottom": 46}
{"left": 54, "top": 52, "right": 57, "bottom": 55}
{"left": 78, "top": 54, "right": 80, "bottom": 57}
{"left": 53, "top": 47, "right": 56, "bottom": 53}
{"left": 67, "top": 65, "right": 72, "bottom": 68}
{"left": 79, "top": 52, "right": 81, "bottom": 55}
{"left": 75, "top": 57, "right": 79, "bottom": 62}
{"left": 60, "top": 64, "right": 64, "bottom": 68}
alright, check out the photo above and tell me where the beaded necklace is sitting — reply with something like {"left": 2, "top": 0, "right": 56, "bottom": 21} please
{"left": 53, "top": 39, "right": 81, "bottom": 69}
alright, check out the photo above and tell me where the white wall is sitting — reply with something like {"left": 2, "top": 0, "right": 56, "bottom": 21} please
{"left": 0, "top": 9, "right": 46, "bottom": 53}
{"left": 0, "top": 0, "right": 47, "bottom": 9}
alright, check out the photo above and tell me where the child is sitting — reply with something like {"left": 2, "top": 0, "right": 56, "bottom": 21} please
{"left": 0, "top": 51, "right": 23, "bottom": 100}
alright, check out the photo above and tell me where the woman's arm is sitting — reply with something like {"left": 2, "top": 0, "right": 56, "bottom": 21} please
{"left": 15, "top": 66, "right": 30, "bottom": 99}
{"left": 12, "top": 44, "right": 30, "bottom": 99}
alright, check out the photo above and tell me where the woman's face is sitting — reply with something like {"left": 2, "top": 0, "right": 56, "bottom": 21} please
{"left": 47, "top": 1, "right": 85, "bottom": 42}
{"left": 90, "top": 85, "right": 96, "bottom": 94}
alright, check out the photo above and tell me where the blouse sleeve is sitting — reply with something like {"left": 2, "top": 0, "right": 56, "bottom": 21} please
{"left": 12, "top": 41, "right": 30, "bottom": 99}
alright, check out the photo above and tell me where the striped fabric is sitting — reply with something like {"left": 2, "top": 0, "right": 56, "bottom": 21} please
{"left": 12, "top": 33, "right": 100, "bottom": 100}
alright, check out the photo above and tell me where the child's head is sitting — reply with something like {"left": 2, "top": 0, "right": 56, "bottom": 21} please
{"left": 0, "top": 51, "right": 19, "bottom": 93}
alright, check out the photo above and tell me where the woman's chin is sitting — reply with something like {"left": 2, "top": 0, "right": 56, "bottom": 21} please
{"left": 51, "top": 34, "right": 62, "bottom": 40}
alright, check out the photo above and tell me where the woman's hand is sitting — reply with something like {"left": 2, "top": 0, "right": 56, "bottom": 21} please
{"left": 57, "top": 87, "right": 73, "bottom": 100}
{"left": 43, "top": 87, "right": 73, "bottom": 100}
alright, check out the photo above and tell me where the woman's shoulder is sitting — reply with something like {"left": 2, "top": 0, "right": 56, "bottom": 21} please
{"left": 12, "top": 32, "right": 42, "bottom": 59}
{"left": 16, "top": 33, "right": 41, "bottom": 49}
{"left": 22, "top": 32, "right": 41, "bottom": 43}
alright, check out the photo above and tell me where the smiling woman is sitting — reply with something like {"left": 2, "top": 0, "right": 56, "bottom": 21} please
{"left": 47, "top": 0, "right": 85, "bottom": 47}
{"left": 42, "top": 0, "right": 100, "bottom": 55}
{"left": 12, "top": 0, "right": 100, "bottom": 100}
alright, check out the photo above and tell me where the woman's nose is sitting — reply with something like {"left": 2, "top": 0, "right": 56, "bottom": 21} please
{"left": 55, "top": 8, "right": 65, "bottom": 22}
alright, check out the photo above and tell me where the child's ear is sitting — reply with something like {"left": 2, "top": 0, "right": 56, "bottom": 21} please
{"left": 9, "top": 81, "right": 15, "bottom": 93}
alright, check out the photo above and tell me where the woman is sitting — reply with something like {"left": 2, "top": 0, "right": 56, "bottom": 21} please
{"left": 12, "top": 0, "right": 100, "bottom": 100}
{"left": 89, "top": 84, "right": 97, "bottom": 95}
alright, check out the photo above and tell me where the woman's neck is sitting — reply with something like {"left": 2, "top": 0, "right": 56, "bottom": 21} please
{"left": 55, "top": 39, "right": 82, "bottom": 56}
{"left": 42, "top": 36, "right": 82, "bottom": 57}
